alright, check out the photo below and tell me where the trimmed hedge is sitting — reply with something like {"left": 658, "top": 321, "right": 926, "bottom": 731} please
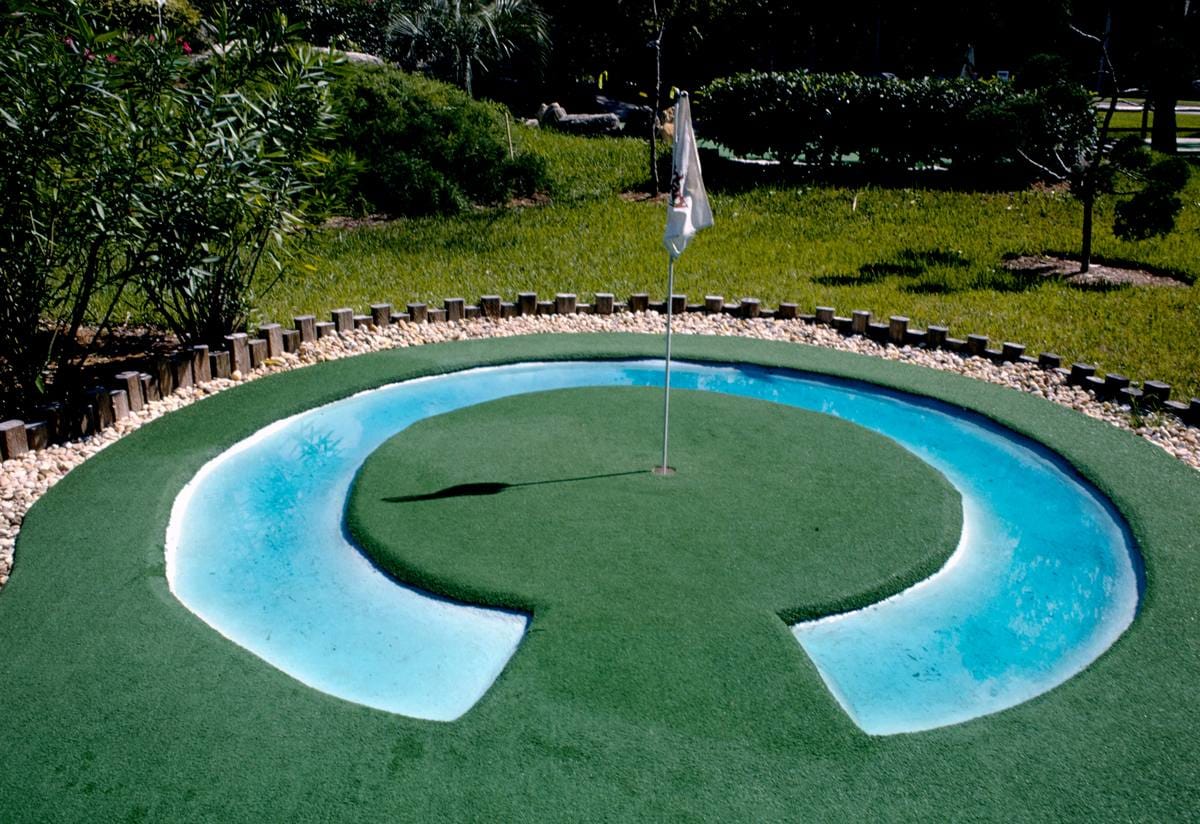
{"left": 698, "top": 71, "right": 1096, "bottom": 185}
{"left": 327, "top": 63, "right": 546, "bottom": 216}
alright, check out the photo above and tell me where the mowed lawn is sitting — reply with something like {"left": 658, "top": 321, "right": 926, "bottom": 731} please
{"left": 264, "top": 131, "right": 1200, "bottom": 396}
{"left": 1105, "top": 110, "right": 1200, "bottom": 135}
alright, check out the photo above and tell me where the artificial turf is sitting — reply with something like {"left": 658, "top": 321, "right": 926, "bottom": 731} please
{"left": 347, "top": 387, "right": 962, "bottom": 729}
{"left": 0, "top": 334, "right": 1197, "bottom": 822}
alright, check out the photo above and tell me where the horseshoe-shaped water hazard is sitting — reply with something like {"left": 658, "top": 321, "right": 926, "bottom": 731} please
{"left": 166, "top": 360, "right": 1141, "bottom": 734}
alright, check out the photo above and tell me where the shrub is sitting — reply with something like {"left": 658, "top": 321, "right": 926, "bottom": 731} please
{"left": 1109, "top": 147, "right": 1190, "bottom": 242}
{"left": 190, "top": 0, "right": 403, "bottom": 54}
{"left": 697, "top": 71, "right": 1095, "bottom": 186}
{"left": 295, "top": 0, "right": 396, "bottom": 53}
{"left": 0, "top": 1, "right": 332, "bottom": 417}
{"left": 0, "top": 1, "right": 160, "bottom": 417}
{"left": 383, "top": 0, "right": 549, "bottom": 98}
{"left": 98, "top": 0, "right": 202, "bottom": 36}
{"left": 135, "top": 8, "right": 336, "bottom": 345}
{"left": 327, "top": 63, "right": 546, "bottom": 215}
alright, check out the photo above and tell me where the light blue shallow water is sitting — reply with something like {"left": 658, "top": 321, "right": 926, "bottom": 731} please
{"left": 167, "top": 360, "right": 1141, "bottom": 731}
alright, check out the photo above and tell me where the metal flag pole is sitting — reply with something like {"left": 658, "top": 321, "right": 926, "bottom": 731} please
{"left": 654, "top": 89, "right": 710, "bottom": 476}
{"left": 654, "top": 255, "right": 676, "bottom": 476}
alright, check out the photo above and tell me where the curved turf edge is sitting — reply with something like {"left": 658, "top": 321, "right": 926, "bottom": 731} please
{"left": 1, "top": 333, "right": 1197, "bottom": 823}
{"left": 344, "top": 386, "right": 964, "bottom": 625}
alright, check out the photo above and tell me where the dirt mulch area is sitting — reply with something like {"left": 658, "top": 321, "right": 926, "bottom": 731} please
{"left": 322, "top": 214, "right": 399, "bottom": 230}
{"left": 1004, "top": 255, "right": 1190, "bottom": 289}
{"left": 323, "top": 195, "right": 555, "bottom": 229}
{"left": 506, "top": 193, "right": 553, "bottom": 208}
{"left": 620, "top": 190, "right": 670, "bottom": 204}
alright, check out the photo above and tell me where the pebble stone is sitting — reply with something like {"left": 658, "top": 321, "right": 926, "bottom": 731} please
{"left": 1, "top": 312, "right": 1197, "bottom": 590}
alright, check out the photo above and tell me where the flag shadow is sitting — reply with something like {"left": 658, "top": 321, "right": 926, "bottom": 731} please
{"left": 382, "top": 471, "right": 646, "bottom": 504}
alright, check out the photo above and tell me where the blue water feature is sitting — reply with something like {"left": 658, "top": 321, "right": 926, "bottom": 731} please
{"left": 167, "top": 360, "right": 1141, "bottom": 730}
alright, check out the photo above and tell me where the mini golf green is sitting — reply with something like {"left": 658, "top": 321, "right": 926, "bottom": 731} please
{"left": 347, "top": 387, "right": 961, "bottom": 737}
{"left": 0, "top": 334, "right": 1197, "bottom": 822}
{"left": 348, "top": 387, "right": 962, "bottom": 620}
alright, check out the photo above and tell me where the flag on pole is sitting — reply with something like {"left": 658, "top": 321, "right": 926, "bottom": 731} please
{"left": 655, "top": 92, "right": 711, "bottom": 476}
{"left": 663, "top": 93, "right": 713, "bottom": 260}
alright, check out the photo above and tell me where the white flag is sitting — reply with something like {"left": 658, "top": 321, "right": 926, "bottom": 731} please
{"left": 663, "top": 93, "right": 713, "bottom": 260}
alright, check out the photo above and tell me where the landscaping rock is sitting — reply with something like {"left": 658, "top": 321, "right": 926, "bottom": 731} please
{"left": 537, "top": 102, "right": 622, "bottom": 136}
{"left": 1, "top": 309, "right": 1196, "bottom": 595}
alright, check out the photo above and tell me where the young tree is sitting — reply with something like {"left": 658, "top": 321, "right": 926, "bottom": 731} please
{"left": 386, "top": 0, "right": 549, "bottom": 97}
{"left": 646, "top": 0, "right": 665, "bottom": 193}
{"left": 1017, "top": 25, "right": 1190, "bottom": 272}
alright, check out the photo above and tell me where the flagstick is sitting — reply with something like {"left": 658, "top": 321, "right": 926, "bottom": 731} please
{"left": 655, "top": 255, "right": 676, "bottom": 476}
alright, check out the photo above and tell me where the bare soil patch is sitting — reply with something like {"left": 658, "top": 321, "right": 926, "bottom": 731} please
{"left": 620, "top": 190, "right": 669, "bottom": 204}
{"left": 1004, "top": 254, "right": 1189, "bottom": 289}
{"left": 323, "top": 214, "right": 399, "bottom": 231}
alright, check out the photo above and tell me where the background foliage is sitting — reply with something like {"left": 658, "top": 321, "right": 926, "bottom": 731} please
{"left": 135, "top": 8, "right": 336, "bottom": 345}
{"left": 327, "top": 63, "right": 545, "bottom": 216}
{"left": 0, "top": 1, "right": 332, "bottom": 418}
{"left": 697, "top": 72, "right": 1096, "bottom": 185}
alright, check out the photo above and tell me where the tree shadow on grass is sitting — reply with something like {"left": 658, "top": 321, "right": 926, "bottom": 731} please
{"left": 813, "top": 248, "right": 1049, "bottom": 295}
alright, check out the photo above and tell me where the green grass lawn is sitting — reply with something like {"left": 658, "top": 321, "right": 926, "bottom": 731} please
{"left": 514, "top": 128, "right": 653, "bottom": 200}
{"left": 1105, "top": 110, "right": 1200, "bottom": 134}
{"left": 264, "top": 129, "right": 1200, "bottom": 396}
{"left": 3, "top": 334, "right": 1198, "bottom": 821}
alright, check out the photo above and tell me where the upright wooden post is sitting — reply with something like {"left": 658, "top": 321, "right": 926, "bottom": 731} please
{"left": 294, "top": 315, "right": 317, "bottom": 343}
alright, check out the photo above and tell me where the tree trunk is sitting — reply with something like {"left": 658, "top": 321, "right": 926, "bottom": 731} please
{"left": 1150, "top": 93, "right": 1177, "bottom": 154}
{"left": 1081, "top": 89, "right": 1121, "bottom": 276}
{"left": 872, "top": 12, "right": 882, "bottom": 73}
{"left": 1080, "top": 186, "right": 1095, "bottom": 274}
{"left": 649, "top": 23, "right": 663, "bottom": 194}
{"left": 1095, "top": 8, "right": 1113, "bottom": 94}
{"left": 648, "top": 118, "right": 658, "bottom": 194}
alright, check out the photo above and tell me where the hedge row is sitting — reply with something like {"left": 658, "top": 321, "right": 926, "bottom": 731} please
{"left": 697, "top": 72, "right": 1096, "bottom": 184}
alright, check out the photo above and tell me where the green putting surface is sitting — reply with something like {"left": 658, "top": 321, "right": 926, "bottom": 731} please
{"left": 348, "top": 388, "right": 961, "bottom": 734}
{"left": 1, "top": 334, "right": 1198, "bottom": 822}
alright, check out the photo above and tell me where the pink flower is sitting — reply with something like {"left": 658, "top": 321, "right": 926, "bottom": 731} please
{"left": 180, "top": 40, "right": 192, "bottom": 55}
{"left": 106, "top": 53, "right": 118, "bottom": 63}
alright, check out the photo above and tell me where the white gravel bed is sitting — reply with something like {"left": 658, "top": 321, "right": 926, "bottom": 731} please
{"left": 2, "top": 313, "right": 1197, "bottom": 589}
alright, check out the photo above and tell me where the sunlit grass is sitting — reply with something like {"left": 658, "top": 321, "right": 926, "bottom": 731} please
{"left": 262, "top": 140, "right": 1200, "bottom": 397}
{"left": 1106, "top": 110, "right": 1200, "bottom": 134}
{"left": 513, "top": 125, "right": 649, "bottom": 201}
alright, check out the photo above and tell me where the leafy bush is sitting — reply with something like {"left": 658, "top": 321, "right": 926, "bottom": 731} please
{"left": 1108, "top": 145, "right": 1190, "bottom": 242}
{"left": 328, "top": 63, "right": 546, "bottom": 215}
{"left": 98, "top": 0, "right": 202, "bottom": 36}
{"left": 697, "top": 71, "right": 1096, "bottom": 185}
{"left": 0, "top": 2, "right": 135, "bottom": 417}
{"left": 191, "top": 0, "right": 402, "bottom": 54}
{"left": 135, "top": 9, "right": 336, "bottom": 345}
{"left": 0, "top": 1, "right": 332, "bottom": 417}
{"left": 956, "top": 80, "right": 1096, "bottom": 185}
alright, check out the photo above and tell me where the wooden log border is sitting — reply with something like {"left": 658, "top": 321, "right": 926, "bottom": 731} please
{"left": 3, "top": 290, "right": 1197, "bottom": 459}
